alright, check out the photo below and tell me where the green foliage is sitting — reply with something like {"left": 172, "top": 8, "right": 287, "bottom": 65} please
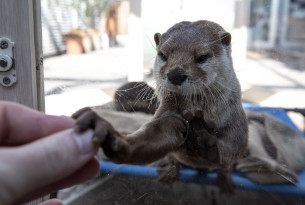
{"left": 52, "top": 0, "right": 116, "bottom": 27}
{"left": 71, "top": 0, "right": 115, "bottom": 18}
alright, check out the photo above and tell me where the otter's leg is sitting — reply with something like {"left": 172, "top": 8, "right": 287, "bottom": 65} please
{"left": 186, "top": 113, "right": 220, "bottom": 164}
{"left": 216, "top": 168, "right": 236, "bottom": 194}
{"left": 72, "top": 108, "right": 186, "bottom": 164}
{"left": 185, "top": 112, "right": 236, "bottom": 194}
{"left": 156, "top": 154, "right": 181, "bottom": 186}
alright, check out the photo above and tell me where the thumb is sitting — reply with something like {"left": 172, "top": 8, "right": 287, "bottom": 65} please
{"left": 39, "top": 199, "right": 63, "bottom": 205}
{"left": 0, "top": 129, "right": 98, "bottom": 204}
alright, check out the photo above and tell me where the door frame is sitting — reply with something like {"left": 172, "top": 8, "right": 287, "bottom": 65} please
{"left": 0, "top": 0, "right": 44, "bottom": 111}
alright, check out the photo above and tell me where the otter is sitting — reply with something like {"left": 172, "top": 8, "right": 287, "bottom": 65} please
{"left": 113, "top": 81, "right": 158, "bottom": 114}
{"left": 73, "top": 20, "right": 248, "bottom": 193}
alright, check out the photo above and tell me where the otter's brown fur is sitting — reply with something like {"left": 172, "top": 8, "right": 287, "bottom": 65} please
{"left": 73, "top": 20, "right": 248, "bottom": 193}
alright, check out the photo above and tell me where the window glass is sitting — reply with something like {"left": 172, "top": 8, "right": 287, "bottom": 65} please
{"left": 42, "top": 0, "right": 305, "bottom": 204}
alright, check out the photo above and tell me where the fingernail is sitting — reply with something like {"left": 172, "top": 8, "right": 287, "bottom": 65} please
{"left": 73, "top": 129, "right": 97, "bottom": 154}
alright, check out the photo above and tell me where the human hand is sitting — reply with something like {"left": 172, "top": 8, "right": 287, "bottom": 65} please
{"left": 0, "top": 102, "right": 100, "bottom": 205}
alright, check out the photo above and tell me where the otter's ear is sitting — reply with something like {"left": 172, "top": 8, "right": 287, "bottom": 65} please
{"left": 154, "top": 33, "right": 161, "bottom": 46}
{"left": 218, "top": 31, "right": 231, "bottom": 46}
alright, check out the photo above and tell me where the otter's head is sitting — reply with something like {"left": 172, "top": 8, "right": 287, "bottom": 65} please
{"left": 153, "top": 20, "right": 234, "bottom": 98}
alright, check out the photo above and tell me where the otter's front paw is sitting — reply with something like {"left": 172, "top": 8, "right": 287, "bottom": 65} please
{"left": 72, "top": 107, "right": 111, "bottom": 143}
{"left": 187, "top": 115, "right": 219, "bottom": 163}
{"left": 157, "top": 164, "right": 180, "bottom": 186}
{"left": 72, "top": 107, "right": 129, "bottom": 163}
{"left": 156, "top": 156, "right": 181, "bottom": 187}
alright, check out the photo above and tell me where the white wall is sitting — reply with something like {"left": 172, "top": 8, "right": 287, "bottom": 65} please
{"left": 141, "top": 0, "right": 236, "bottom": 71}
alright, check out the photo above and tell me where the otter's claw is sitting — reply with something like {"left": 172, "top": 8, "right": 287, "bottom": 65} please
{"left": 73, "top": 108, "right": 108, "bottom": 143}
{"left": 72, "top": 107, "right": 130, "bottom": 163}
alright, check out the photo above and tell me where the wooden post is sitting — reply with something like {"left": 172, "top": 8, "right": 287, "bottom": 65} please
{"left": 0, "top": 0, "right": 45, "bottom": 111}
{"left": 1, "top": 1, "right": 47, "bottom": 203}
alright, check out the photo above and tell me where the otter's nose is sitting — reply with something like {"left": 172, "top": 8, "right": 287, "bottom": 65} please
{"left": 167, "top": 69, "right": 187, "bottom": 85}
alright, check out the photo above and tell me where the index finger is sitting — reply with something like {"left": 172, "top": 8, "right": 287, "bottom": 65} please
{"left": 0, "top": 101, "right": 75, "bottom": 145}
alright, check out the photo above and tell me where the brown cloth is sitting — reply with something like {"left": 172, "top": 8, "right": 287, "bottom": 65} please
{"left": 90, "top": 106, "right": 305, "bottom": 184}
{"left": 236, "top": 109, "right": 305, "bottom": 184}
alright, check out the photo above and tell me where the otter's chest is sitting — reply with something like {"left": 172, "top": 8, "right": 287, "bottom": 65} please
{"left": 177, "top": 104, "right": 217, "bottom": 125}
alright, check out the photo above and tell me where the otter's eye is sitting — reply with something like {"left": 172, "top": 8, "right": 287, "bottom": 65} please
{"left": 158, "top": 52, "right": 167, "bottom": 62}
{"left": 196, "top": 54, "right": 211, "bottom": 64}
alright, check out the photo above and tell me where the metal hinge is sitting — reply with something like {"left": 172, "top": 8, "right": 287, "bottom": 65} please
{"left": 0, "top": 37, "right": 16, "bottom": 87}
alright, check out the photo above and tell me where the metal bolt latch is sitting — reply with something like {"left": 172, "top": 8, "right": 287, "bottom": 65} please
{"left": 0, "top": 54, "right": 13, "bottom": 72}
{"left": 2, "top": 77, "right": 11, "bottom": 85}
{"left": 0, "top": 40, "right": 9, "bottom": 49}
{"left": 0, "top": 58, "right": 8, "bottom": 68}
{"left": 0, "top": 37, "right": 16, "bottom": 87}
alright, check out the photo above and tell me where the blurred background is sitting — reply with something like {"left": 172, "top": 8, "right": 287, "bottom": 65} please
{"left": 42, "top": 0, "right": 305, "bottom": 131}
